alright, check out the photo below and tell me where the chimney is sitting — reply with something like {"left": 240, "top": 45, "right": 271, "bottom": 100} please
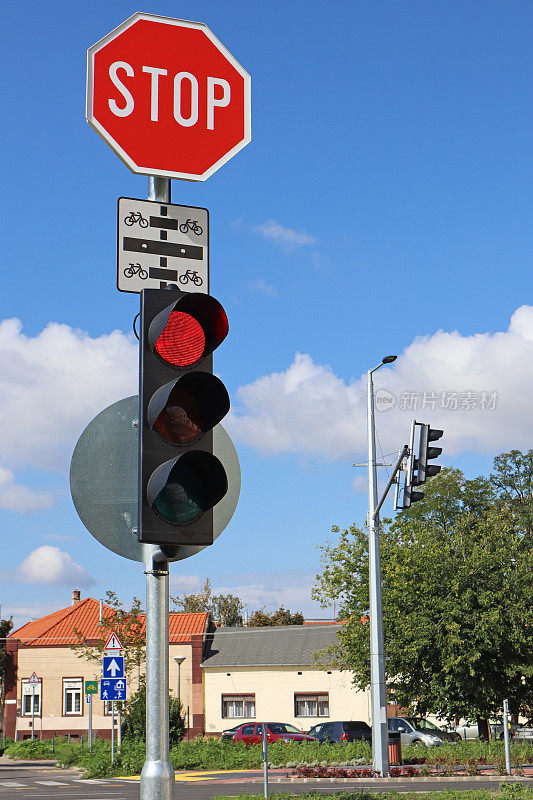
{"left": 71, "top": 589, "right": 81, "bottom": 606}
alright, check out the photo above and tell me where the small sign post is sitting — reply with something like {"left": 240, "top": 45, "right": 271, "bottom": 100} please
{"left": 84, "top": 681, "right": 98, "bottom": 748}
{"left": 102, "top": 636, "right": 124, "bottom": 763}
{"left": 27, "top": 673, "right": 41, "bottom": 742}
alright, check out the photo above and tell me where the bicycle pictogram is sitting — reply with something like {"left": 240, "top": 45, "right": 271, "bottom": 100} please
{"left": 179, "top": 219, "right": 203, "bottom": 235}
{"left": 124, "top": 263, "right": 148, "bottom": 280}
{"left": 124, "top": 211, "right": 149, "bottom": 227}
{"left": 179, "top": 270, "right": 203, "bottom": 286}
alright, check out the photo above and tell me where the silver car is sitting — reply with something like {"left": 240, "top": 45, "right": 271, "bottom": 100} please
{"left": 388, "top": 717, "right": 443, "bottom": 747}
{"left": 512, "top": 720, "right": 533, "bottom": 741}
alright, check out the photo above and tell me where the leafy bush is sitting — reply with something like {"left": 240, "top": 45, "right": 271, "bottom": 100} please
{"left": 3, "top": 735, "right": 533, "bottom": 780}
{"left": 122, "top": 681, "right": 185, "bottom": 746}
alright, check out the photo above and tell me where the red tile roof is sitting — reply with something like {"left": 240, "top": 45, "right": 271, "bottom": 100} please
{"left": 10, "top": 598, "right": 209, "bottom": 646}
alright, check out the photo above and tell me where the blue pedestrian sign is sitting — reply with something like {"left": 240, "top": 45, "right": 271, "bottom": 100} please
{"left": 100, "top": 678, "right": 127, "bottom": 701}
{"left": 103, "top": 655, "right": 124, "bottom": 678}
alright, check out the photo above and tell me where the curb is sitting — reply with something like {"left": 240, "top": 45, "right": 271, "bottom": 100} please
{"left": 283, "top": 776, "right": 533, "bottom": 784}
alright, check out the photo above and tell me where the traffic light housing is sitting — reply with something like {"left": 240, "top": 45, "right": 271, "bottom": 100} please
{"left": 417, "top": 424, "right": 443, "bottom": 484}
{"left": 403, "top": 422, "right": 444, "bottom": 508}
{"left": 138, "top": 287, "right": 230, "bottom": 546}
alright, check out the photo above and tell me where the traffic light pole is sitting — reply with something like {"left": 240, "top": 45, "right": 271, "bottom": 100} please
{"left": 140, "top": 176, "right": 175, "bottom": 800}
{"left": 367, "top": 363, "right": 390, "bottom": 778}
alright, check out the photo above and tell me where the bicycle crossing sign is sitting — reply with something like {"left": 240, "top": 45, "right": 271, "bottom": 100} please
{"left": 117, "top": 197, "right": 208, "bottom": 294}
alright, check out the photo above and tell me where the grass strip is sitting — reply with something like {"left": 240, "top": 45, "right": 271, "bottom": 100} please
{"left": 213, "top": 788, "right": 533, "bottom": 800}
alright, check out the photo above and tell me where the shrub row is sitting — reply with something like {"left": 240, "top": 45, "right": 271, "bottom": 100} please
{"left": 3, "top": 736, "right": 533, "bottom": 779}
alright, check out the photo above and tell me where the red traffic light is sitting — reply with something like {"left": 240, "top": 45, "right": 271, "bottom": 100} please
{"left": 155, "top": 312, "right": 206, "bottom": 367}
{"left": 149, "top": 293, "right": 228, "bottom": 368}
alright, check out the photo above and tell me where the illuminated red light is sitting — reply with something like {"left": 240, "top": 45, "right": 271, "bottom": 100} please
{"left": 155, "top": 311, "right": 205, "bottom": 366}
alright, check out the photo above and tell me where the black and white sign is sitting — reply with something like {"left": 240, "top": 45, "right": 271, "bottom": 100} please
{"left": 117, "top": 197, "right": 209, "bottom": 294}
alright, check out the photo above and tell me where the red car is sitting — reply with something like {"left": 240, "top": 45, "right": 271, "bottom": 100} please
{"left": 233, "top": 722, "right": 315, "bottom": 744}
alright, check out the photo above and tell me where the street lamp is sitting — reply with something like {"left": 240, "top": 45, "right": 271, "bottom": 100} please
{"left": 173, "top": 655, "right": 185, "bottom": 708}
{"left": 367, "top": 354, "right": 396, "bottom": 777}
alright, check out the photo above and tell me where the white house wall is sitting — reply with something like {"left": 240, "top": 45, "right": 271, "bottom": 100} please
{"left": 203, "top": 665, "right": 371, "bottom": 734}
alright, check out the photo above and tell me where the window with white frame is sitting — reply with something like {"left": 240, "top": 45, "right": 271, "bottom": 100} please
{"left": 294, "top": 693, "right": 329, "bottom": 718}
{"left": 221, "top": 694, "right": 255, "bottom": 719}
{"left": 63, "top": 679, "right": 83, "bottom": 715}
{"left": 22, "top": 680, "right": 41, "bottom": 716}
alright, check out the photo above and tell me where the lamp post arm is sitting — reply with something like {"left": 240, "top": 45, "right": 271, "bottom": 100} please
{"left": 373, "top": 445, "right": 409, "bottom": 521}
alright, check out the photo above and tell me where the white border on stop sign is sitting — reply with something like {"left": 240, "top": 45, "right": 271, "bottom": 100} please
{"left": 86, "top": 12, "right": 251, "bottom": 181}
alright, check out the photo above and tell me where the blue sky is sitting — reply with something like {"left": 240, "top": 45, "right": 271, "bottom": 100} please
{"left": 2, "top": 0, "right": 533, "bottom": 627}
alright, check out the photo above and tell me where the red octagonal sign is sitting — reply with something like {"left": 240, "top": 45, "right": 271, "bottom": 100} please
{"left": 86, "top": 13, "right": 251, "bottom": 181}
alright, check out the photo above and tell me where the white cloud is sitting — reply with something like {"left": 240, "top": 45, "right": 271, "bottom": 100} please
{"left": 246, "top": 277, "right": 277, "bottom": 296}
{"left": 169, "top": 574, "right": 203, "bottom": 594}
{"left": 3, "top": 600, "right": 65, "bottom": 632}
{"left": 0, "top": 465, "right": 53, "bottom": 512}
{"left": 169, "top": 571, "right": 326, "bottom": 617}
{"left": 14, "top": 546, "right": 95, "bottom": 587}
{"left": 227, "top": 305, "right": 533, "bottom": 460}
{"left": 0, "top": 318, "right": 137, "bottom": 473}
{"left": 252, "top": 219, "right": 318, "bottom": 250}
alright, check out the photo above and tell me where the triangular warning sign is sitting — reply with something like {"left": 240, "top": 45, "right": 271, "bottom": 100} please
{"left": 104, "top": 633, "right": 123, "bottom": 652}
{"left": 28, "top": 672, "right": 40, "bottom": 684}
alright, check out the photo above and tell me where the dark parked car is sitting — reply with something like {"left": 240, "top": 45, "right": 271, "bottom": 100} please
{"left": 307, "top": 720, "right": 372, "bottom": 743}
{"left": 221, "top": 724, "right": 243, "bottom": 741}
{"left": 233, "top": 722, "right": 315, "bottom": 744}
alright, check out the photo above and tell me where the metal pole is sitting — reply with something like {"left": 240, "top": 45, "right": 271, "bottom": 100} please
{"left": 31, "top": 686, "right": 35, "bottom": 740}
{"left": 140, "top": 176, "right": 175, "bottom": 800}
{"left": 373, "top": 445, "right": 409, "bottom": 520}
{"left": 140, "top": 552, "right": 174, "bottom": 799}
{"left": 367, "top": 367, "right": 390, "bottom": 777}
{"left": 262, "top": 723, "right": 269, "bottom": 799}
{"left": 118, "top": 705, "right": 122, "bottom": 751}
{"left": 503, "top": 699, "right": 511, "bottom": 775}
{"left": 177, "top": 662, "right": 181, "bottom": 708}
{"left": 89, "top": 697, "right": 92, "bottom": 750}
{"left": 111, "top": 701, "right": 115, "bottom": 764}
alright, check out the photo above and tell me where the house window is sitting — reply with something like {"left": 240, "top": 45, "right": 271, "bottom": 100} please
{"left": 21, "top": 680, "right": 41, "bottom": 716}
{"left": 221, "top": 694, "right": 255, "bottom": 719}
{"left": 63, "top": 679, "right": 83, "bottom": 716}
{"left": 294, "top": 693, "right": 329, "bottom": 718}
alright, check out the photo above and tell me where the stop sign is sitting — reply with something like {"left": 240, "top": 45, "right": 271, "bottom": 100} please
{"left": 86, "top": 13, "right": 251, "bottom": 181}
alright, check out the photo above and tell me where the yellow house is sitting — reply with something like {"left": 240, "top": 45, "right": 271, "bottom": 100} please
{"left": 4, "top": 592, "right": 210, "bottom": 740}
{"left": 4, "top": 595, "right": 376, "bottom": 741}
{"left": 202, "top": 624, "right": 371, "bottom": 733}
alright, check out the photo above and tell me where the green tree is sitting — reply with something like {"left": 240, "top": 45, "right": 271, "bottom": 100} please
{"left": 171, "top": 578, "right": 244, "bottom": 626}
{"left": 492, "top": 449, "right": 533, "bottom": 537}
{"left": 122, "top": 679, "right": 185, "bottom": 745}
{"left": 313, "top": 468, "right": 533, "bottom": 734}
{"left": 71, "top": 591, "right": 145, "bottom": 682}
{"left": 248, "top": 606, "right": 305, "bottom": 626}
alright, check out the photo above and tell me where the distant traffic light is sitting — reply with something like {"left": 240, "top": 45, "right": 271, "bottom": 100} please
{"left": 417, "top": 424, "right": 443, "bottom": 484}
{"left": 402, "top": 421, "right": 444, "bottom": 508}
{"left": 138, "top": 288, "right": 230, "bottom": 546}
